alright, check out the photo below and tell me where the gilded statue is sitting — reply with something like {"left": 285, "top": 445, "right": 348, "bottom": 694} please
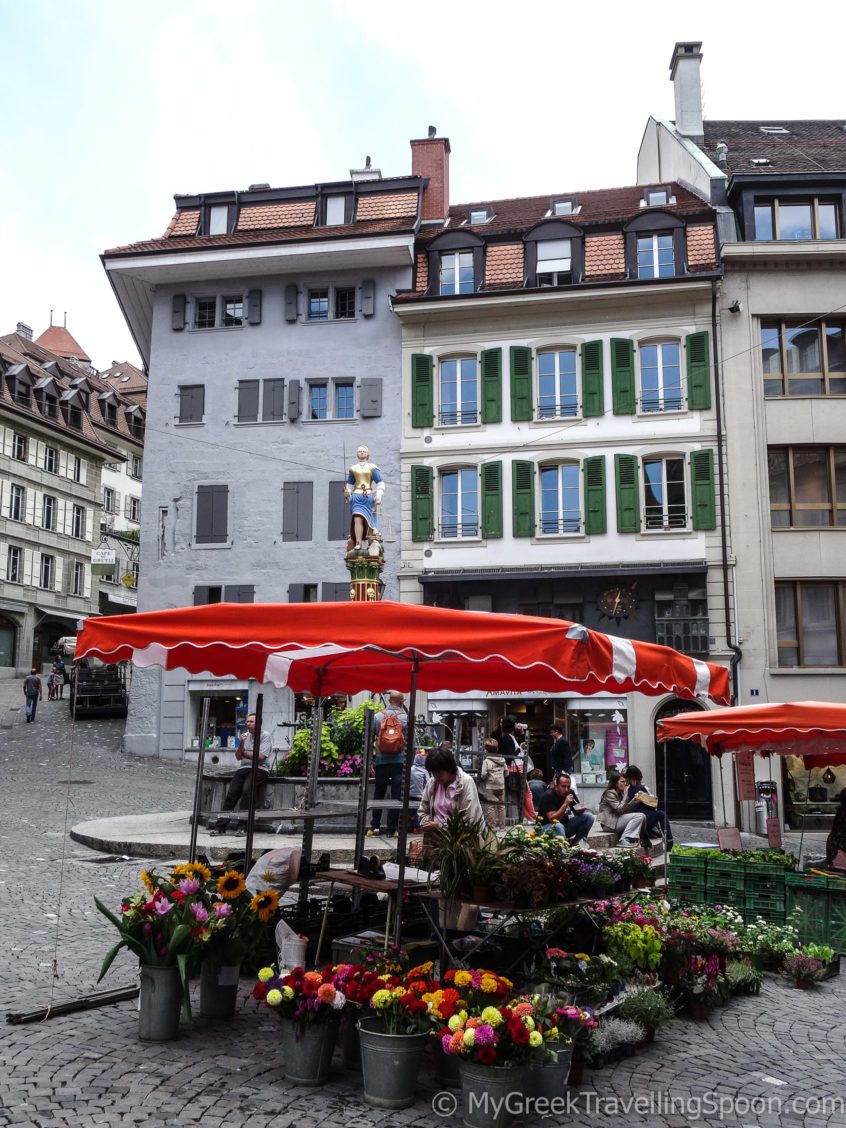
{"left": 345, "top": 444, "right": 385, "bottom": 556}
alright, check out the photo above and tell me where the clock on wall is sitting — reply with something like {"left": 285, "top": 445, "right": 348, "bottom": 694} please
{"left": 596, "top": 583, "right": 640, "bottom": 625}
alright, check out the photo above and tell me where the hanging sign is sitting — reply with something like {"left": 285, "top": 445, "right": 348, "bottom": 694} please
{"left": 766, "top": 816, "right": 782, "bottom": 849}
{"left": 736, "top": 751, "right": 756, "bottom": 801}
{"left": 91, "top": 548, "right": 117, "bottom": 576}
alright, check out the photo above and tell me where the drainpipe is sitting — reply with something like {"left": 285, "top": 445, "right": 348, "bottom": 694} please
{"left": 711, "top": 279, "right": 742, "bottom": 826}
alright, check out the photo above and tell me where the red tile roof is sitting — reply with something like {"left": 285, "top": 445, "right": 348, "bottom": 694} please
{"left": 35, "top": 324, "right": 91, "bottom": 363}
{"left": 702, "top": 120, "right": 846, "bottom": 175}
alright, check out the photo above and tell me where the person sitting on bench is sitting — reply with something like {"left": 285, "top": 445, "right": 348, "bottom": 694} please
{"left": 623, "top": 764, "right": 674, "bottom": 849}
{"left": 210, "top": 714, "right": 274, "bottom": 835}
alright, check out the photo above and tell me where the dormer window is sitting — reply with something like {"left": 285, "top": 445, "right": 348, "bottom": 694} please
{"left": 760, "top": 125, "right": 790, "bottom": 135}
{"left": 524, "top": 221, "right": 584, "bottom": 288}
{"left": 552, "top": 200, "right": 578, "bottom": 217}
{"left": 642, "top": 187, "right": 675, "bottom": 208}
{"left": 200, "top": 202, "right": 236, "bottom": 236}
{"left": 427, "top": 231, "right": 484, "bottom": 297}
{"left": 320, "top": 194, "right": 353, "bottom": 226}
{"left": 624, "top": 212, "right": 685, "bottom": 280}
{"left": 468, "top": 207, "right": 493, "bottom": 225}
{"left": 6, "top": 364, "right": 33, "bottom": 406}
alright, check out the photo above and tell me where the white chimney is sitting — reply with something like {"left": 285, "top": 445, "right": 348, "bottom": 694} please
{"left": 669, "top": 41, "right": 704, "bottom": 141}
{"left": 16, "top": 321, "right": 33, "bottom": 340}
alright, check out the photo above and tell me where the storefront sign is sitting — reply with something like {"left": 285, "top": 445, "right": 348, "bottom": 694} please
{"left": 90, "top": 548, "right": 117, "bottom": 575}
{"left": 736, "top": 752, "right": 756, "bottom": 801}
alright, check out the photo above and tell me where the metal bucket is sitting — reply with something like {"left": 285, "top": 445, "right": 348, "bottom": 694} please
{"left": 523, "top": 1044, "right": 573, "bottom": 1102}
{"left": 459, "top": 1060, "right": 521, "bottom": 1128}
{"left": 358, "top": 1018, "right": 429, "bottom": 1109}
{"left": 199, "top": 962, "right": 240, "bottom": 1019}
{"left": 280, "top": 1016, "right": 339, "bottom": 1085}
{"left": 138, "top": 965, "right": 182, "bottom": 1042}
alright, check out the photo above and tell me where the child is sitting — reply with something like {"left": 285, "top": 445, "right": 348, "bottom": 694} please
{"left": 480, "top": 737, "right": 507, "bottom": 830}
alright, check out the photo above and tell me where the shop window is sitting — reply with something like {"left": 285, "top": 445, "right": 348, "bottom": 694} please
{"left": 567, "top": 706, "right": 629, "bottom": 782}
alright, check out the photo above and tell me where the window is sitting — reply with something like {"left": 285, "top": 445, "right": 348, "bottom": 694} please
{"left": 761, "top": 319, "right": 846, "bottom": 396}
{"left": 639, "top": 341, "right": 683, "bottom": 412}
{"left": 131, "top": 455, "right": 143, "bottom": 479}
{"left": 334, "top": 288, "right": 355, "bottom": 320}
{"left": 655, "top": 589, "right": 709, "bottom": 656}
{"left": 308, "top": 383, "right": 328, "bottom": 420}
{"left": 194, "top": 584, "right": 255, "bottom": 605}
{"left": 537, "top": 349, "right": 578, "bottom": 419}
{"left": 193, "top": 294, "right": 244, "bottom": 328}
{"left": 128, "top": 413, "right": 145, "bottom": 440}
{"left": 468, "top": 208, "right": 491, "bottom": 225}
{"left": 327, "top": 481, "right": 348, "bottom": 541}
{"left": 776, "top": 581, "right": 846, "bottom": 666}
{"left": 39, "top": 553, "right": 55, "bottom": 590}
{"left": 644, "top": 187, "right": 670, "bottom": 206}
{"left": 44, "top": 446, "right": 58, "bottom": 474}
{"left": 643, "top": 457, "right": 687, "bottom": 530}
{"left": 208, "top": 204, "right": 229, "bottom": 235}
{"left": 66, "top": 404, "right": 83, "bottom": 430}
{"left": 127, "top": 562, "right": 140, "bottom": 589}
{"left": 9, "top": 485, "right": 25, "bottom": 521}
{"left": 768, "top": 447, "right": 846, "bottom": 527}
{"left": 439, "top": 251, "right": 475, "bottom": 296}
{"left": 308, "top": 289, "right": 329, "bottom": 321}
{"left": 637, "top": 234, "right": 675, "bottom": 279}
{"left": 72, "top": 457, "right": 82, "bottom": 483}
{"left": 37, "top": 390, "right": 58, "bottom": 419}
{"left": 178, "top": 384, "right": 205, "bottom": 423}
{"left": 12, "top": 434, "right": 28, "bottom": 462}
{"left": 439, "top": 357, "right": 478, "bottom": 425}
{"left": 127, "top": 497, "right": 141, "bottom": 523}
{"left": 536, "top": 239, "right": 572, "bottom": 286}
{"left": 539, "top": 463, "right": 581, "bottom": 535}
{"left": 103, "top": 400, "right": 117, "bottom": 427}
{"left": 754, "top": 198, "right": 839, "bottom": 241}
{"left": 72, "top": 561, "right": 85, "bottom": 596}
{"left": 440, "top": 468, "right": 479, "bottom": 539}
{"left": 6, "top": 545, "right": 21, "bottom": 583}
{"left": 236, "top": 379, "right": 285, "bottom": 423}
{"left": 305, "top": 380, "right": 354, "bottom": 421}
{"left": 72, "top": 505, "right": 86, "bottom": 539}
{"left": 552, "top": 200, "right": 576, "bottom": 217}
{"left": 324, "top": 195, "right": 348, "bottom": 226}
{"left": 282, "top": 482, "right": 313, "bottom": 542}
{"left": 42, "top": 495, "right": 56, "bottom": 531}
{"left": 195, "top": 298, "right": 217, "bottom": 329}
{"left": 335, "top": 381, "right": 354, "bottom": 419}
{"left": 222, "top": 296, "right": 243, "bottom": 327}
{"left": 195, "top": 484, "right": 229, "bottom": 545}
{"left": 103, "top": 486, "right": 116, "bottom": 514}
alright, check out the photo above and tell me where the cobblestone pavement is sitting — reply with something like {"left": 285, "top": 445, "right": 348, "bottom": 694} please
{"left": 1, "top": 682, "right": 845, "bottom": 1127}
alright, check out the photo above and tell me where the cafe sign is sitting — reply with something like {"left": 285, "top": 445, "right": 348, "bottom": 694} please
{"left": 90, "top": 548, "right": 117, "bottom": 576}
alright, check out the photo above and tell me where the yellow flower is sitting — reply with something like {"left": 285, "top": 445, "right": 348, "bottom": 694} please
{"left": 217, "top": 870, "right": 246, "bottom": 900}
{"left": 448, "top": 1014, "right": 465, "bottom": 1032}
{"left": 480, "top": 1006, "right": 503, "bottom": 1027}
{"left": 371, "top": 990, "right": 393, "bottom": 1010}
{"left": 258, "top": 967, "right": 274, "bottom": 983}
{"left": 173, "top": 862, "right": 212, "bottom": 883}
{"left": 250, "top": 889, "right": 280, "bottom": 922}
{"left": 463, "top": 1028, "right": 476, "bottom": 1047}
{"left": 140, "top": 870, "right": 155, "bottom": 895}
{"left": 266, "top": 989, "right": 283, "bottom": 1006}
{"left": 454, "top": 971, "right": 472, "bottom": 988}
{"left": 282, "top": 986, "right": 294, "bottom": 999}
{"left": 480, "top": 975, "right": 499, "bottom": 993}
{"left": 574, "top": 953, "right": 591, "bottom": 962}
{"left": 408, "top": 961, "right": 434, "bottom": 978}
{"left": 522, "top": 1016, "right": 536, "bottom": 1031}
{"left": 529, "top": 1031, "right": 543, "bottom": 1048}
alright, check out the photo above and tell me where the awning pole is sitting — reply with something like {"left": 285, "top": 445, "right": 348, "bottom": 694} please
{"left": 393, "top": 656, "right": 419, "bottom": 946}
{"left": 243, "top": 691, "right": 265, "bottom": 869}
{"left": 797, "top": 765, "right": 811, "bottom": 869}
{"left": 718, "top": 754, "right": 728, "bottom": 827}
{"left": 188, "top": 696, "right": 211, "bottom": 862}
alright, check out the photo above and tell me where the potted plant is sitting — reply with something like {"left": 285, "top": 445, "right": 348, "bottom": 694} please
{"left": 254, "top": 965, "right": 346, "bottom": 1084}
{"left": 602, "top": 1017, "right": 646, "bottom": 1058}
{"left": 427, "top": 810, "right": 484, "bottom": 924}
{"left": 782, "top": 953, "right": 825, "bottom": 990}
{"left": 466, "top": 832, "right": 511, "bottom": 903}
{"left": 617, "top": 986, "right": 675, "bottom": 1042}
{"left": 552, "top": 1003, "right": 596, "bottom": 1085}
{"left": 802, "top": 944, "right": 839, "bottom": 980}
{"left": 724, "top": 959, "right": 763, "bottom": 996}
{"left": 356, "top": 962, "right": 439, "bottom": 1109}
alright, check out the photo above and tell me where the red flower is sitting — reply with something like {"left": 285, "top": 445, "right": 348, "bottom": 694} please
{"left": 253, "top": 983, "right": 267, "bottom": 1000}
{"left": 477, "top": 1046, "right": 497, "bottom": 1064}
{"left": 509, "top": 1022, "right": 530, "bottom": 1045}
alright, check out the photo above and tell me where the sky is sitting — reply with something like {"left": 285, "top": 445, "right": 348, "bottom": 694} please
{"left": 2, "top": 0, "right": 845, "bottom": 369}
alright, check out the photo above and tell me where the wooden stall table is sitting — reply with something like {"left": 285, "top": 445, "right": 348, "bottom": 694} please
{"left": 313, "top": 869, "right": 428, "bottom": 963}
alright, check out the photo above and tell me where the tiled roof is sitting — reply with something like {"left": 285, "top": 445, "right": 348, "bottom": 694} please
{"left": 34, "top": 324, "right": 91, "bottom": 363}
{"left": 99, "top": 361, "right": 148, "bottom": 408}
{"left": 702, "top": 120, "right": 846, "bottom": 175}
{"left": 0, "top": 334, "right": 144, "bottom": 453}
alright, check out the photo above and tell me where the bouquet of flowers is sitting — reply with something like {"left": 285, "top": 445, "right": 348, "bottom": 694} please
{"left": 254, "top": 965, "right": 347, "bottom": 1024}
{"left": 439, "top": 1000, "right": 548, "bottom": 1066}
{"left": 205, "top": 869, "right": 280, "bottom": 965}
{"left": 366, "top": 964, "right": 440, "bottom": 1034}
{"left": 442, "top": 967, "right": 513, "bottom": 1008}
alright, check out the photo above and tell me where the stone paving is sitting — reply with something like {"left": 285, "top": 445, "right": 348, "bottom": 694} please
{"left": 1, "top": 679, "right": 845, "bottom": 1127}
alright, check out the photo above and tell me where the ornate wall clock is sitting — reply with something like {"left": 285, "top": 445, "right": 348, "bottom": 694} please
{"left": 596, "top": 583, "right": 640, "bottom": 625}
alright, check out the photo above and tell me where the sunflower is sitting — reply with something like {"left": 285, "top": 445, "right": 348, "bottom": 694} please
{"left": 217, "top": 870, "right": 246, "bottom": 900}
{"left": 173, "top": 862, "right": 212, "bottom": 883}
{"left": 139, "top": 870, "right": 156, "bottom": 895}
{"left": 250, "top": 889, "right": 280, "bottom": 922}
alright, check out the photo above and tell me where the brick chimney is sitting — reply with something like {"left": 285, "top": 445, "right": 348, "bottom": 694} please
{"left": 669, "top": 41, "right": 704, "bottom": 142}
{"left": 411, "top": 128, "right": 450, "bottom": 223}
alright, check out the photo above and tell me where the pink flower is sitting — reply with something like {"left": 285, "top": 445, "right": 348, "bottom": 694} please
{"left": 189, "top": 903, "right": 209, "bottom": 923}
{"left": 474, "top": 1024, "right": 495, "bottom": 1045}
{"left": 214, "top": 902, "right": 233, "bottom": 918}
{"left": 142, "top": 923, "right": 152, "bottom": 935}
{"left": 154, "top": 899, "right": 173, "bottom": 916}
{"left": 178, "top": 877, "right": 201, "bottom": 895}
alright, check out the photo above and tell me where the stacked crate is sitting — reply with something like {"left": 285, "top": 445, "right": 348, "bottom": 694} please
{"left": 740, "top": 860, "right": 788, "bottom": 923}
{"left": 705, "top": 855, "right": 744, "bottom": 908}
{"left": 786, "top": 872, "right": 846, "bottom": 953}
{"left": 666, "top": 851, "right": 707, "bottom": 902}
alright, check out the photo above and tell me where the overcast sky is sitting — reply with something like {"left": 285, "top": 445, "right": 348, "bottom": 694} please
{"left": 3, "top": 0, "right": 844, "bottom": 369}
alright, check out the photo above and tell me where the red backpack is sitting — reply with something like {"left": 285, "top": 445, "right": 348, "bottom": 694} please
{"left": 377, "top": 713, "right": 405, "bottom": 753}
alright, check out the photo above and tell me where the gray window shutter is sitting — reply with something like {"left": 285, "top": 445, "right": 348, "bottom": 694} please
{"left": 288, "top": 583, "right": 306, "bottom": 602}
{"left": 287, "top": 379, "right": 301, "bottom": 421}
{"left": 327, "top": 481, "right": 348, "bottom": 540}
{"left": 196, "top": 484, "right": 228, "bottom": 544}
{"left": 193, "top": 586, "right": 209, "bottom": 605}
{"left": 195, "top": 487, "right": 212, "bottom": 543}
{"left": 360, "top": 279, "right": 376, "bottom": 317}
{"left": 284, "top": 284, "right": 299, "bottom": 322}
{"left": 359, "top": 378, "right": 382, "bottom": 418}
{"left": 224, "top": 584, "right": 255, "bottom": 603}
{"left": 237, "top": 381, "right": 260, "bottom": 422}
{"left": 172, "top": 294, "right": 186, "bottom": 331}
{"left": 322, "top": 581, "right": 350, "bottom": 602}
{"left": 247, "top": 289, "right": 262, "bottom": 325}
{"left": 282, "top": 482, "right": 312, "bottom": 542}
{"left": 263, "top": 379, "right": 286, "bottom": 421}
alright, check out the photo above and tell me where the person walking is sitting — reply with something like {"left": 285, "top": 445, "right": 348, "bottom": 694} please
{"left": 53, "top": 659, "right": 66, "bottom": 700}
{"left": 210, "top": 713, "right": 275, "bottom": 834}
{"left": 367, "top": 691, "right": 408, "bottom": 838}
{"left": 23, "top": 667, "right": 43, "bottom": 723}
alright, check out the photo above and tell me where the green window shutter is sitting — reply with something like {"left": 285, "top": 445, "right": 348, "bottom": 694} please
{"left": 614, "top": 453, "right": 640, "bottom": 533}
{"left": 686, "top": 330, "right": 711, "bottom": 410}
{"left": 583, "top": 456, "right": 607, "bottom": 534}
{"left": 410, "top": 354, "right": 434, "bottom": 428}
{"left": 690, "top": 449, "right": 716, "bottom": 530}
{"left": 581, "top": 340, "right": 604, "bottom": 418}
{"left": 410, "top": 464, "right": 434, "bottom": 541}
{"left": 480, "top": 348, "right": 502, "bottom": 424}
{"left": 611, "top": 338, "right": 636, "bottom": 415}
{"left": 481, "top": 461, "right": 503, "bottom": 538}
{"left": 512, "top": 460, "right": 535, "bottom": 537}
{"left": 509, "top": 346, "right": 533, "bottom": 421}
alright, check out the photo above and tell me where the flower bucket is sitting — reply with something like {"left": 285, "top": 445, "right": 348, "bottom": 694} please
{"left": 567, "top": 1058, "right": 585, "bottom": 1086}
{"left": 459, "top": 1059, "right": 522, "bottom": 1128}
{"left": 358, "top": 1018, "right": 429, "bottom": 1109}
{"left": 338, "top": 1012, "right": 362, "bottom": 1070}
{"left": 434, "top": 1043, "right": 462, "bottom": 1088}
{"left": 280, "top": 1016, "right": 339, "bottom": 1086}
{"left": 139, "top": 965, "right": 182, "bottom": 1042}
{"left": 523, "top": 1044, "right": 573, "bottom": 1103}
{"left": 199, "top": 961, "right": 241, "bottom": 1020}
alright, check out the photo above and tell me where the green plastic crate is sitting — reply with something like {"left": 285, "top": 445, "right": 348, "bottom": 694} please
{"left": 827, "top": 874, "right": 846, "bottom": 893}
{"left": 668, "top": 853, "right": 708, "bottom": 877}
{"left": 708, "top": 858, "right": 745, "bottom": 887}
{"left": 667, "top": 875, "right": 707, "bottom": 902}
{"left": 828, "top": 889, "right": 846, "bottom": 953}
{"left": 705, "top": 884, "right": 741, "bottom": 906}
{"left": 786, "top": 885, "right": 829, "bottom": 946}
{"left": 786, "top": 872, "right": 829, "bottom": 890}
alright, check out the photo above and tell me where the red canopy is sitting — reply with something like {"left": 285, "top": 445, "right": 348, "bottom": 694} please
{"left": 657, "top": 701, "right": 846, "bottom": 764}
{"left": 76, "top": 600, "right": 729, "bottom": 703}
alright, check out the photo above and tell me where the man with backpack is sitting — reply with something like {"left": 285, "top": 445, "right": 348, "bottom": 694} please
{"left": 367, "top": 691, "right": 408, "bottom": 838}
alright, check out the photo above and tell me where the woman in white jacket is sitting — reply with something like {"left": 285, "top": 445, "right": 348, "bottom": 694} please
{"left": 418, "top": 746, "right": 485, "bottom": 829}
